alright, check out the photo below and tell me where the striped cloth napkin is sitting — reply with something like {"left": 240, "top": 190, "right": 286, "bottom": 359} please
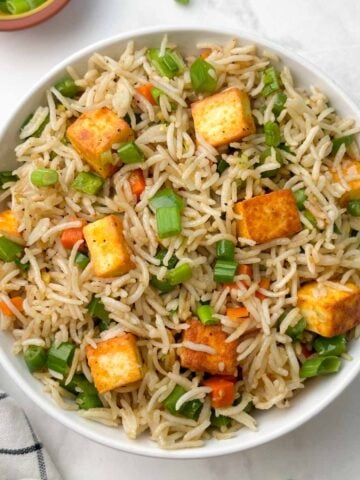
{"left": 0, "top": 391, "right": 62, "bottom": 480}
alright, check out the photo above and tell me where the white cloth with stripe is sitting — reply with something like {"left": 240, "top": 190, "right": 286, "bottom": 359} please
{"left": 0, "top": 392, "right": 62, "bottom": 480}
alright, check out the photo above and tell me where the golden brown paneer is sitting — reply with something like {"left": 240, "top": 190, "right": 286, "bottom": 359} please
{"left": 191, "top": 87, "right": 256, "bottom": 147}
{"left": 67, "top": 107, "right": 133, "bottom": 178}
{"left": 0, "top": 210, "right": 24, "bottom": 245}
{"left": 86, "top": 334, "right": 143, "bottom": 394}
{"left": 234, "top": 189, "right": 301, "bottom": 244}
{"left": 331, "top": 158, "right": 360, "bottom": 207}
{"left": 83, "top": 214, "right": 135, "bottom": 278}
{"left": 298, "top": 282, "right": 360, "bottom": 337}
{"left": 180, "top": 319, "right": 239, "bottom": 375}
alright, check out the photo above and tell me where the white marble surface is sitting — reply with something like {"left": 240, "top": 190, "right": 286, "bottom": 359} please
{"left": 1, "top": 1, "right": 360, "bottom": 479}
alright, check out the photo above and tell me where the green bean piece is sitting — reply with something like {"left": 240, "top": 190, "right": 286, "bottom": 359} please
{"left": 272, "top": 92, "right": 287, "bottom": 117}
{"left": 24, "top": 346, "right": 47, "bottom": 373}
{"left": 14, "top": 258, "right": 30, "bottom": 272}
{"left": 72, "top": 172, "right": 104, "bottom": 195}
{"left": 264, "top": 121, "right": 281, "bottom": 147}
{"left": 31, "top": 168, "right": 58, "bottom": 187}
{"left": 293, "top": 188, "right": 307, "bottom": 210}
{"left": 196, "top": 304, "right": 218, "bottom": 325}
{"left": 75, "top": 252, "right": 90, "bottom": 270}
{"left": 259, "top": 147, "right": 283, "bottom": 178}
{"left": 63, "top": 374, "right": 98, "bottom": 395}
{"left": 166, "top": 263, "right": 192, "bottom": 286}
{"left": 47, "top": 342, "right": 75, "bottom": 376}
{"left": 216, "top": 159, "right": 230, "bottom": 175}
{"left": 210, "top": 411, "right": 231, "bottom": 428}
{"left": 262, "top": 66, "right": 282, "bottom": 97}
{"left": 156, "top": 205, "right": 182, "bottom": 239}
{"left": 0, "top": 171, "right": 18, "bottom": 190}
{"left": 190, "top": 57, "right": 217, "bottom": 93}
{"left": 216, "top": 239, "right": 235, "bottom": 261}
{"left": 286, "top": 318, "right": 306, "bottom": 341}
{"left": 55, "top": 77, "right": 81, "bottom": 98}
{"left": 147, "top": 48, "right": 185, "bottom": 78}
{"left": 163, "top": 385, "right": 202, "bottom": 420}
{"left": 313, "top": 335, "right": 347, "bottom": 357}
{"left": 331, "top": 134, "right": 354, "bottom": 154}
{"left": 155, "top": 248, "right": 179, "bottom": 269}
{"left": 77, "top": 392, "right": 102, "bottom": 410}
{"left": 303, "top": 210, "right": 317, "bottom": 228}
{"left": 300, "top": 355, "right": 341, "bottom": 378}
{"left": 87, "top": 296, "right": 109, "bottom": 324}
{"left": 149, "top": 188, "right": 184, "bottom": 213}
{"left": 150, "top": 276, "right": 174, "bottom": 293}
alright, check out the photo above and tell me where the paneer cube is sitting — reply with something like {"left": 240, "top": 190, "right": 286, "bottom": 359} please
{"left": 67, "top": 107, "right": 133, "bottom": 178}
{"left": 331, "top": 158, "right": 360, "bottom": 207}
{"left": 86, "top": 334, "right": 143, "bottom": 394}
{"left": 83, "top": 214, "right": 135, "bottom": 278}
{"left": 180, "top": 319, "right": 239, "bottom": 375}
{"left": 297, "top": 282, "right": 360, "bottom": 337}
{"left": 191, "top": 87, "right": 256, "bottom": 147}
{"left": 0, "top": 210, "right": 24, "bottom": 245}
{"left": 234, "top": 189, "right": 301, "bottom": 244}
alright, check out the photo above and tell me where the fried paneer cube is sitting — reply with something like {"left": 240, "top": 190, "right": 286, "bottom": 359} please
{"left": 191, "top": 87, "right": 256, "bottom": 147}
{"left": 86, "top": 334, "right": 143, "bottom": 394}
{"left": 67, "top": 107, "right": 133, "bottom": 178}
{"left": 331, "top": 158, "right": 360, "bottom": 207}
{"left": 0, "top": 210, "right": 24, "bottom": 245}
{"left": 298, "top": 282, "right": 360, "bottom": 337}
{"left": 180, "top": 319, "right": 239, "bottom": 375}
{"left": 83, "top": 214, "right": 135, "bottom": 278}
{"left": 234, "top": 189, "right": 301, "bottom": 244}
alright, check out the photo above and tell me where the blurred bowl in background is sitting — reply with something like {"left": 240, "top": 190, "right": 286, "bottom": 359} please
{"left": 0, "top": 0, "right": 69, "bottom": 31}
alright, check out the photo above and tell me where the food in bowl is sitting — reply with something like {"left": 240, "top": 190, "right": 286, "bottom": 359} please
{"left": 0, "top": 35, "right": 359, "bottom": 450}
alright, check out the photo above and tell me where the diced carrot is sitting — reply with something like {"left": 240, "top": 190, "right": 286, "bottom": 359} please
{"left": 216, "top": 374, "right": 238, "bottom": 383}
{"left": 255, "top": 278, "right": 271, "bottom": 300}
{"left": 238, "top": 265, "right": 253, "bottom": 277}
{"left": 136, "top": 83, "right": 156, "bottom": 105}
{"left": 203, "top": 376, "right": 235, "bottom": 408}
{"left": 226, "top": 306, "right": 249, "bottom": 321}
{"left": 0, "top": 296, "right": 23, "bottom": 316}
{"left": 128, "top": 169, "right": 146, "bottom": 199}
{"left": 200, "top": 48, "right": 212, "bottom": 60}
{"left": 60, "top": 218, "right": 86, "bottom": 250}
{"left": 223, "top": 280, "right": 247, "bottom": 291}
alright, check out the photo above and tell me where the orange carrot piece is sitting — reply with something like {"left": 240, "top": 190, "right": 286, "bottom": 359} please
{"left": 60, "top": 218, "right": 86, "bottom": 250}
{"left": 136, "top": 83, "right": 156, "bottom": 105}
{"left": 216, "top": 374, "right": 238, "bottom": 383}
{"left": 0, "top": 296, "right": 23, "bottom": 316}
{"left": 200, "top": 48, "right": 212, "bottom": 59}
{"left": 238, "top": 265, "right": 253, "bottom": 277}
{"left": 226, "top": 307, "right": 249, "bottom": 321}
{"left": 223, "top": 280, "right": 247, "bottom": 291}
{"left": 203, "top": 376, "right": 235, "bottom": 408}
{"left": 256, "top": 278, "right": 271, "bottom": 299}
{"left": 128, "top": 169, "right": 146, "bottom": 199}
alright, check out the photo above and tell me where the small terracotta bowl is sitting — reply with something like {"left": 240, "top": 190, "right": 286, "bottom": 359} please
{"left": 0, "top": 0, "right": 69, "bottom": 31}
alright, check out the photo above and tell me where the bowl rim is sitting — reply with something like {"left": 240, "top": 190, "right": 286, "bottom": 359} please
{"left": 0, "top": 0, "right": 69, "bottom": 30}
{"left": 0, "top": 0, "right": 55, "bottom": 20}
{"left": 0, "top": 24, "right": 359, "bottom": 459}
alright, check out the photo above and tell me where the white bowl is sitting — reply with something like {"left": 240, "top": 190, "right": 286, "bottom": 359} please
{"left": 0, "top": 26, "right": 359, "bottom": 459}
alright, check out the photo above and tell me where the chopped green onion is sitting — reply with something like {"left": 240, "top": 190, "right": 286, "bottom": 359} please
{"left": 87, "top": 296, "right": 109, "bottom": 324}
{"left": 149, "top": 188, "right": 184, "bottom": 213}
{"left": 6, "top": 0, "right": 30, "bottom": 14}
{"left": 286, "top": 318, "right": 306, "bottom": 341}
{"left": 0, "top": 171, "right": 18, "bottom": 190}
{"left": 163, "top": 385, "right": 202, "bottom": 420}
{"left": 264, "top": 121, "right": 281, "bottom": 147}
{"left": 147, "top": 48, "right": 185, "bottom": 78}
{"left": 77, "top": 392, "right": 102, "bottom": 410}
{"left": 0, "top": 236, "right": 24, "bottom": 262}
{"left": 216, "top": 239, "right": 235, "bottom": 261}
{"left": 117, "top": 142, "right": 144, "bottom": 164}
{"left": 331, "top": 134, "right": 354, "bottom": 154}
{"left": 313, "top": 335, "right": 347, "bottom": 357}
{"left": 175, "top": 0, "right": 190, "bottom": 4}
{"left": 272, "top": 92, "right": 287, "bottom": 117}
{"left": 24, "top": 346, "right": 47, "bottom": 373}
{"left": 303, "top": 210, "right": 317, "bottom": 228}
{"left": 31, "top": 168, "right": 58, "bottom": 187}
{"left": 166, "top": 263, "right": 192, "bottom": 286}
{"left": 196, "top": 304, "right": 218, "bottom": 325}
{"left": 293, "top": 188, "right": 307, "bottom": 210}
{"left": 300, "top": 355, "right": 341, "bottom": 378}
{"left": 333, "top": 223, "right": 341, "bottom": 235}
{"left": 216, "top": 159, "right": 229, "bottom": 175}
{"left": 156, "top": 205, "right": 182, "bottom": 239}
{"left": 72, "top": 172, "right": 104, "bottom": 195}
{"left": 150, "top": 87, "right": 163, "bottom": 104}
{"left": 262, "top": 66, "right": 282, "bottom": 97}
{"left": 210, "top": 411, "right": 231, "bottom": 428}
{"left": 155, "top": 248, "right": 179, "bottom": 269}
{"left": 190, "top": 57, "right": 217, "bottom": 94}
{"left": 47, "top": 342, "right": 75, "bottom": 376}
{"left": 14, "top": 258, "right": 30, "bottom": 272}
{"left": 150, "top": 276, "right": 174, "bottom": 293}
{"left": 278, "top": 143, "right": 292, "bottom": 154}
{"left": 347, "top": 200, "right": 360, "bottom": 217}
{"left": 75, "top": 252, "right": 90, "bottom": 270}
{"left": 213, "top": 259, "right": 237, "bottom": 283}
{"left": 62, "top": 374, "right": 97, "bottom": 395}
{"left": 259, "top": 147, "right": 283, "bottom": 178}
{"left": 54, "top": 77, "right": 80, "bottom": 98}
